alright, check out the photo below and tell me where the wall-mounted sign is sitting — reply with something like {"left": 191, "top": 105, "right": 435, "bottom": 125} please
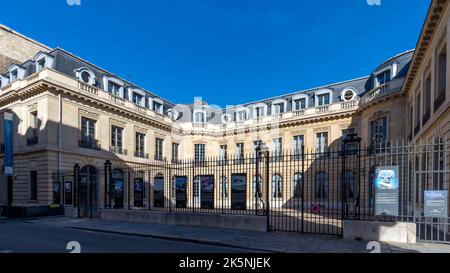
{"left": 175, "top": 176, "right": 187, "bottom": 208}
{"left": 374, "top": 166, "right": 399, "bottom": 216}
{"left": 231, "top": 174, "right": 247, "bottom": 210}
{"left": 134, "top": 178, "right": 144, "bottom": 208}
{"left": 200, "top": 175, "right": 214, "bottom": 209}
{"left": 424, "top": 190, "right": 448, "bottom": 218}
{"left": 3, "top": 112, "right": 13, "bottom": 175}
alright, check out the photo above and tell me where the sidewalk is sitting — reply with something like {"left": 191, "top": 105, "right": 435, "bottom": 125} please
{"left": 18, "top": 216, "right": 450, "bottom": 253}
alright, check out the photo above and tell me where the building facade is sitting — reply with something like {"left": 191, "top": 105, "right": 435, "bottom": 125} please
{"left": 0, "top": 1, "right": 448, "bottom": 219}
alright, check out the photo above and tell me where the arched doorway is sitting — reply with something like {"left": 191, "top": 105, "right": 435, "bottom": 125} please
{"left": 79, "top": 165, "right": 98, "bottom": 218}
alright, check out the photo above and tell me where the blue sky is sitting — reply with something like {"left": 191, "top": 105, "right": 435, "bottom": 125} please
{"left": 2, "top": 0, "right": 431, "bottom": 106}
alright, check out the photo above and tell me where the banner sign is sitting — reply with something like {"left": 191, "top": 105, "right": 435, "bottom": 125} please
{"left": 154, "top": 177, "right": 164, "bottom": 208}
{"left": 175, "top": 176, "right": 187, "bottom": 208}
{"left": 114, "top": 179, "right": 124, "bottom": 209}
{"left": 134, "top": 178, "right": 144, "bottom": 208}
{"left": 4, "top": 112, "right": 13, "bottom": 175}
{"left": 424, "top": 190, "right": 448, "bottom": 218}
{"left": 200, "top": 175, "right": 214, "bottom": 209}
{"left": 374, "top": 166, "right": 399, "bottom": 216}
{"left": 231, "top": 174, "right": 247, "bottom": 210}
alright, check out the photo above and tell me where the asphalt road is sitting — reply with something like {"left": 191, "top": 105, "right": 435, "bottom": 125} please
{"left": 0, "top": 220, "right": 254, "bottom": 253}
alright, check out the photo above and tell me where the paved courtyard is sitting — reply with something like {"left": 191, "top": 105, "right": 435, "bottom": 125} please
{"left": 3, "top": 216, "right": 449, "bottom": 253}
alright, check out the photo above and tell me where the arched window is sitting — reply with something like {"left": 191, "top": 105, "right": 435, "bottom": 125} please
{"left": 342, "top": 170, "right": 356, "bottom": 201}
{"left": 253, "top": 175, "right": 263, "bottom": 198}
{"left": 220, "top": 176, "right": 228, "bottom": 199}
{"left": 271, "top": 174, "right": 283, "bottom": 198}
{"left": 292, "top": 172, "right": 302, "bottom": 198}
{"left": 315, "top": 172, "right": 328, "bottom": 200}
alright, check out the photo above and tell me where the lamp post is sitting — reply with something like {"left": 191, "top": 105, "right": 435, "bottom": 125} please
{"left": 255, "top": 142, "right": 269, "bottom": 216}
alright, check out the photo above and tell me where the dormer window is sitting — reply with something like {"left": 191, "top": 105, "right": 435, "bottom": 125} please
{"left": 10, "top": 69, "right": 18, "bottom": 81}
{"left": 294, "top": 98, "right": 306, "bottom": 110}
{"left": 341, "top": 88, "right": 357, "bottom": 101}
{"left": 132, "top": 92, "right": 144, "bottom": 105}
{"left": 317, "top": 93, "right": 330, "bottom": 106}
{"left": 271, "top": 99, "right": 287, "bottom": 115}
{"left": 255, "top": 107, "right": 264, "bottom": 118}
{"left": 108, "top": 81, "right": 121, "bottom": 96}
{"left": 34, "top": 52, "right": 54, "bottom": 73}
{"left": 272, "top": 103, "right": 284, "bottom": 114}
{"left": 150, "top": 98, "right": 164, "bottom": 114}
{"left": 235, "top": 110, "right": 247, "bottom": 121}
{"left": 252, "top": 103, "right": 267, "bottom": 119}
{"left": 75, "top": 68, "right": 96, "bottom": 85}
{"left": 194, "top": 110, "right": 206, "bottom": 123}
{"left": 375, "top": 69, "right": 391, "bottom": 86}
{"left": 314, "top": 89, "right": 332, "bottom": 107}
{"left": 8, "top": 65, "right": 25, "bottom": 82}
{"left": 36, "top": 58, "right": 46, "bottom": 72}
{"left": 0, "top": 75, "right": 9, "bottom": 88}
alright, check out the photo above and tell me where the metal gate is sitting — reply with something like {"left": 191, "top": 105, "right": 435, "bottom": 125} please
{"left": 74, "top": 137, "right": 449, "bottom": 242}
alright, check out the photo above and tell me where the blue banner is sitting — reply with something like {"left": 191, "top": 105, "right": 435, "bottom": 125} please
{"left": 4, "top": 112, "right": 13, "bottom": 176}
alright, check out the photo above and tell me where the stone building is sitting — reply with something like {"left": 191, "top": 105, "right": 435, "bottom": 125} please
{"left": 0, "top": 0, "right": 448, "bottom": 218}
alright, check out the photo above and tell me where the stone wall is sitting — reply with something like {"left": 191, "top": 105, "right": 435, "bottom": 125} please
{"left": 0, "top": 24, "right": 50, "bottom": 73}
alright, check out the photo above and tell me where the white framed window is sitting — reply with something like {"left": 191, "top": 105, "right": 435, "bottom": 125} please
{"left": 271, "top": 99, "right": 287, "bottom": 115}
{"left": 8, "top": 65, "right": 25, "bottom": 82}
{"left": 314, "top": 89, "right": 332, "bottom": 107}
{"left": 193, "top": 110, "right": 206, "bottom": 123}
{"left": 0, "top": 75, "right": 9, "bottom": 88}
{"left": 75, "top": 68, "right": 96, "bottom": 85}
{"left": 103, "top": 76, "right": 124, "bottom": 97}
{"left": 292, "top": 94, "right": 308, "bottom": 110}
{"left": 168, "top": 109, "right": 179, "bottom": 120}
{"left": 315, "top": 132, "right": 328, "bottom": 154}
{"left": 34, "top": 52, "right": 54, "bottom": 72}
{"left": 374, "top": 67, "right": 392, "bottom": 87}
{"left": 221, "top": 113, "right": 232, "bottom": 124}
{"left": 151, "top": 98, "right": 164, "bottom": 114}
{"left": 251, "top": 103, "right": 267, "bottom": 118}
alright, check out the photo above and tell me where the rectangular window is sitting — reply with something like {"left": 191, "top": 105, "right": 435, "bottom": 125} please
{"left": 132, "top": 93, "right": 143, "bottom": 105}
{"left": 219, "top": 145, "right": 227, "bottom": 162}
{"left": 10, "top": 70, "right": 18, "bottom": 81}
{"left": 342, "top": 128, "right": 356, "bottom": 140}
{"left": 409, "top": 106, "right": 413, "bottom": 140}
{"left": 108, "top": 81, "right": 121, "bottom": 96}
{"left": 370, "top": 117, "right": 387, "bottom": 147}
{"left": 423, "top": 73, "right": 431, "bottom": 124}
{"left": 236, "top": 111, "right": 247, "bottom": 121}
{"left": 317, "top": 94, "right": 330, "bottom": 106}
{"left": 111, "top": 126, "right": 124, "bottom": 154}
{"left": 255, "top": 107, "right": 264, "bottom": 118}
{"left": 294, "top": 98, "right": 306, "bottom": 110}
{"left": 37, "top": 58, "right": 45, "bottom": 72}
{"left": 272, "top": 103, "right": 284, "bottom": 115}
{"left": 236, "top": 143, "right": 244, "bottom": 163}
{"left": 28, "top": 111, "right": 39, "bottom": 145}
{"left": 30, "top": 171, "right": 37, "bottom": 201}
{"left": 80, "top": 117, "right": 96, "bottom": 149}
{"left": 376, "top": 70, "right": 391, "bottom": 86}
{"left": 253, "top": 140, "right": 262, "bottom": 153}
{"left": 293, "top": 135, "right": 304, "bottom": 159}
{"left": 435, "top": 45, "right": 447, "bottom": 111}
{"left": 155, "top": 138, "right": 164, "bottom": 161}
{"left": 135, "top": 132, "right": 145, "bottom": 158}
{"left": 415, "top": 91, "right": 421, "bottom": 134}
{"left": 194, "top": 144, "right": 206, "bottom": 163}
{"left": 153, "top": 102, "right": 162, "bottom": 113}
{"left": 272, "top": 138, "right": 282, "bottom": 159}
{"left": 315, "top": 132, "right": 328, "bottom": 154}
{"left": 172, "top": 143, "right": 179, "bottom": 162}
